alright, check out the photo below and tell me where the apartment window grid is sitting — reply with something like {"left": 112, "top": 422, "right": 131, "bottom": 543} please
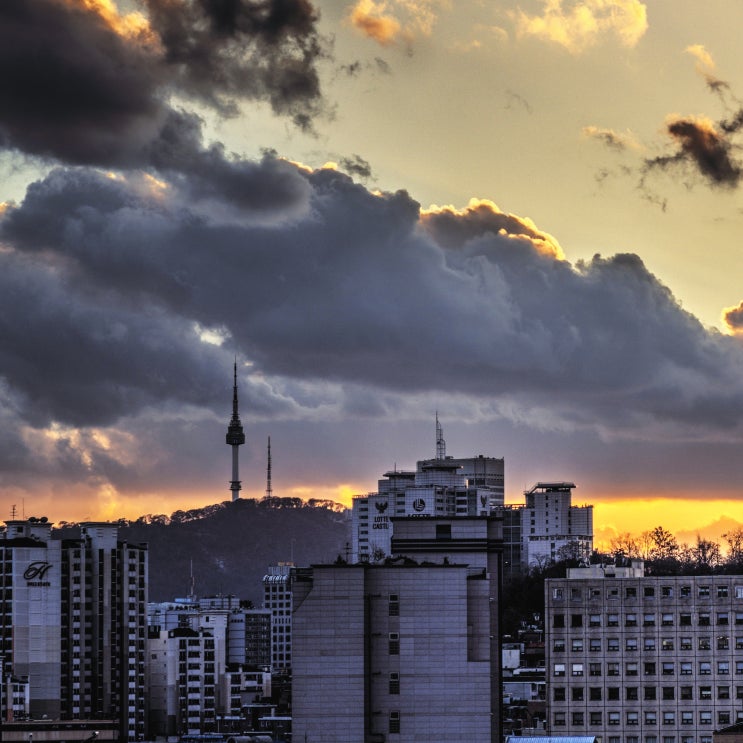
{"left": 546, "top": 575, "right": 743, "bottom": 743}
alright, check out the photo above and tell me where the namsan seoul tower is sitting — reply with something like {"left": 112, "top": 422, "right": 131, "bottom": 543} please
{"left": 225, "top": 360, "right": 246, "bottom": 501}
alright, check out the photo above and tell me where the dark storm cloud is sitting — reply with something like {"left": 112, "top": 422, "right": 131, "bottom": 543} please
{"left": 644, "top": 116, "right": 742, "bottom": 189}
{"left": 143, "top": 0, "right": 327, "bottom": 128}
{"left": 4, "top": 163, "right": 743, "bottom": 442}
{"left": 338, "top": 154, "right": 373, "bottom": 180}
{"left": 0, "top": 0, "right": 327, "bottom": 166}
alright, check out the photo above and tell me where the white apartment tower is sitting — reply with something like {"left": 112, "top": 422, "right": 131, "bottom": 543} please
{"left": 545, "top": 564, "right": 743, "bottom": 743}
{"left": 263, "top": 564, "right": 300, "bottom": 670}
{"left": 0, "top": 518, "right": 148, "bottom": 742}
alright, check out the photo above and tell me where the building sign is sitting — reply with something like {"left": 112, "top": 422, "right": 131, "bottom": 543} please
{"left": 24, "top": 561, "right": 52, "bottom": 587}
{"left": 412, "top": 498, "right": 426, "bottom": 512}
{"left": 373, "top": 500, "right": 389, "bottom": 529}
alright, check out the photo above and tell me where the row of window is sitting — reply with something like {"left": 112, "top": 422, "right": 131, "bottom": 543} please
{"left": 602, "top": 736, "right": 708, "bottom": 743}
{"left": 554, "top": 710, "right": 738, "bottom": 727}
{"left": 553, "top": 611, "right": 742, "bottom": 628}
{"left": 553, "top": 684, "right": 743, "bottom": 701}
{"left": 554, "top": 660, "right": 742, "bottom": 675}
{"left": 553, "top": 585, "right": 743, "bottom": 601}
{"left": 554, "top": 636, "right": 741, "bottom": 651}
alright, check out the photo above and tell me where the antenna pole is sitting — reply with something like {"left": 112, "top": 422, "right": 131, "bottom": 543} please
{"left": 265, "top": 436, "right": 273, "bottom": 499}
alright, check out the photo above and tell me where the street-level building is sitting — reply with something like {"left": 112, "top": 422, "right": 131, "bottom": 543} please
{"left": 292, "top": 515, "right": 503, "bottom": 743}
{"left": 546, "top": 562, "right": 743, "bottom": 743}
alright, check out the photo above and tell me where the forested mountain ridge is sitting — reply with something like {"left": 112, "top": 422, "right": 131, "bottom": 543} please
{"left": 55, "top": 498, "right": 350, "bottom": 605}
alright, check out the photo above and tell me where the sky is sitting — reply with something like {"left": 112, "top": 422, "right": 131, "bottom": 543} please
{"left": 2, "top": 0, "right": 743, "bottom": 545}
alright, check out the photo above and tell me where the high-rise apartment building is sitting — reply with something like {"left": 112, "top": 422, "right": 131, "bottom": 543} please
{"left": 545, "top": 563, "right": 743, "bottom": 743}
{"left": 0, "top": 518, "right": 148, "bottom": 742}
{"left": 292, "top": 515, "right": 503, "bottom": 743}
{"left": 263, "top": 564, "right": 306, "bottom": 671}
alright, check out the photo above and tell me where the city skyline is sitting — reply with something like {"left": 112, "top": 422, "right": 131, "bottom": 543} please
{"left": 1, "top": 1, "right": 743, "bottom": 541}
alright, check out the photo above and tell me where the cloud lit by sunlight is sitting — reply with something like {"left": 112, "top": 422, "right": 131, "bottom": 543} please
{"left": 513, "top": 0, "right": 648, "bottom": 54}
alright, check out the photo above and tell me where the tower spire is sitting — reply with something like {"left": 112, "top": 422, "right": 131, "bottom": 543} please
{"left": 226, "top": 359, "right": 246, "bottom": 501}
{"left": 436, "top": 412, "right": 446, "bottom": 460}
{"left": 265, "top": 436, "right": 273, "bottom": 499}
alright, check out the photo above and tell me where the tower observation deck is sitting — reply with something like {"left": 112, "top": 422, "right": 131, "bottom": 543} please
{"left": 226, "top": 360, "right": 245, "bottom": 501}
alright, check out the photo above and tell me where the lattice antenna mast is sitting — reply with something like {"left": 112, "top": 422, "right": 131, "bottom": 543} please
{"left": 435, "top": 412, "right": 446, "bottom": 460}
{"left": 225, "top": 359, "right": 246, "bottom": 501}
{"left": 265, "top": 436, "right": 273, "bottom": 499}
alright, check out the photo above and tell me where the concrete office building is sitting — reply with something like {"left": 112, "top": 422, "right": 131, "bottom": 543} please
{"left": 351, "top": 419, "right": 504, "bottom": 562}
{"left": 0, "top": 518, "right": 148, "bottom": 742}
{"left": 263, "top": 564, "right": 304, "bottom": 671}
{"left": 292, "top": 515, "right": 503, "bottom": 743}
{"left": 545, "top": 562, "right": 743, "bottom": 743}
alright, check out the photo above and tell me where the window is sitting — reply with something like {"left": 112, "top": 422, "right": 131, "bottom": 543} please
{"left": 679, "top": 613, "right": 692, "bottom": 626}
{"left": 719, "top": 661, "right": 730, "bottom": 675}
{"left": 388, "top": 633, "right": 400, "bottom": 655}
{"left": 699, "top": 612, "right": 711, "bottom": 626}
{"left": 627, "top": 686, "right": 639, "bottom": 700}
{"left": 645, "top": 586, "right": 655, "bottom": 597}
{"left": 607, "top": 613, "right": 619, "bottom": 627}
{"left": 700, "top": 686, "right": 712, "bottom": 700}
{"left": 589, "top": 613, "right": 601, "bottom": 627}
{"left": 590, "top": 588, "right": 601, "bottom": 599}
{"left": 590, "top": 712, "right": 602, "bottom": 726}
{"left": 645, "top": 686, "right": 657, "bottom": 700}
{"left": 663, "top": 712, "right": 675, "bottom": 726}
{"left": 719, "top": 712, "right": 732, "bottom": 726}
{"left": 719, "top": 612, "right": 730, "bottom": 625}
{"left": 699, "top": 711, "right": 712, "bottom": 725}
{"left": 680, "top": 637, "right": 692, "bottom": 650}
{"left": 736, "top": 586, "right": 743, "bottom": 599}
{"left": 608, "top": 711, "right": 620, "bottom": 726}
{"left": 736, "top": 637, "right": 743, "bottom": 649}
{"left": 680, "top": 585, "right": 691, "bottom": 597}
{"left": 699, "top": 585, "right": 711, "bottom": 598}
{"left": 662, "top": 585, "right": 673, "bottom": 597}
{"left": 572, "top": 639, "right": 583, "bottom": 651}
{"left": 589, "top": 638, "right": 601, "bottom": 652}
{"left": 719, "top": 635, "right": 730, "bottom": 649}
{"left": 645, "top": 638, "right": 656, "bottom": 651}
{"left": 699, "top": 637, "right": 711, "bottom": 650}
{"left": 553, "top": 614, "right": 565, "bottom": 628}
{"left": 389, "top": 595, "right": 400, "bottom": 616}
{"left": 737, "top": 686, "right": 743, "bottom": 699}
{"left": 662, "top": 687, "right": 674, "bottom": 700}
{"left": 435, "top": 524, "right": 451, "bottom": 540}
{"left": 607, "top": 637, "right": 619, "bottom": 651}
{"left": 662, "top": 663, "right": 674, "bottom": 676}
{"left": 626, "top": 638, "right": 638, "bottom": 651}
{"left": 572, "top": 712, "right": 584, "bottom": 726}
{"left": 626, "top": 586, "right": 637, "bottom": 598}
{"left": 589, "top": 687, "right": 602, "bottom": 701}
{"left": 680, "top": 686, "right": 693, "bottom": 700}
{"left": 663, "top": 737, "right": 676, "bottom": 743}
{"left": 680, "top": 662, "right": 692, "bottom": 675}
{"left": 589, "top": 662, "right": 601, "bottom": 676}
{"left": 645, "top": 712, "right": 657, "bottom": 725}
{"left": 553, "top": 687, "right": 566, "bottom": 701}
{"left": 554, "top": 639, "right": 566, "bottom": 652}
{"left": 719, "top": 585, "right": 729, "bottom": 598}
{"left": 607, "top": 687, "right": 620, "bottom": 700}
{"left": 389, "top": 673, "right": 400, "bottom": 694}
{"left": 569, "top": 614, "right": 582, "bottom": 628}
{"left": 627, "top": 662, "right": 639, "bottom": 676}
{"left": 607, "top": 662, "right": 619, "bottom": 676}
{"left": 644, "top": 613, "right": 656, "bottom": 626}
{"left": 627, "top": 711, "right": 639, "bottom": 726}
{"left": 661, "top": 613, "right": 673, "bottom": 626}
{"left": 645, "top": 662, "right": 657, "bottom": 676}
{"left": 737, "top": 661, "right": 743, "bottom": 674}
{"left": 554, "top": 663, "right": 565, "bottom": 677}
{"left": 572, "top": 687, "right": 584, "bottom": 701}
{"left": 570, "top": 587, "right": 582, "bottom": 600}
{"left": 661, "top": 638, "right": 674, "bottom": 651}
{"left": 718, "top": 686, "right": 730, "bottom": 699}
{"left": 389, "top": 712, "right": 400, "bottom": 734}
{"left": 699, "top": 662, "right": 712, "bottom": 675}
{"left": 554, "top": 712, "right": 566, "bottom": 727}
{"left": 626, "top": 613, "right": 638, "bottom": 626}
{"left": 681, "top": 712, "right": 693, "bottom": 725}
{"left": 572, "top": 663, "right": 584, "bottom": 677}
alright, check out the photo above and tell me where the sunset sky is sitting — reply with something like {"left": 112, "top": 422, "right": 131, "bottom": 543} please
{"left": 2, "top": 0, "right": 743, "bottom": 545}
